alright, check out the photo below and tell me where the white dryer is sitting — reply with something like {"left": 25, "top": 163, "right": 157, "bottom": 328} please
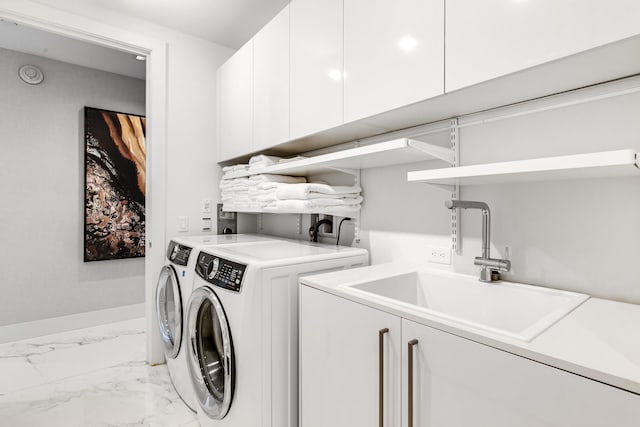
{"left": 186, "top": 240, "right": 368, "bottom": 427}
{"left": 155, "top": 234, "right": 283, "bottom": 411}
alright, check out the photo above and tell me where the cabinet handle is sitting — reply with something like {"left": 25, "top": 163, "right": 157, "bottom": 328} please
{"left": 378, "top": 328, "right": 389, "bottom": 427}
{"left": 408, "top": 339, "right": 419, "bottom": 427}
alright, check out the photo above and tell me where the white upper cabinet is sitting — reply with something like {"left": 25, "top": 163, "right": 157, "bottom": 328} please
{"left": 343, "top": 0, "right": 445, "bottom": 123}
{"left": 253, "top": 5, "right": 290, "bottom": 152}
{"left": 446, "top": 0, "right": 640, "bottom": 92}
{"left": 218, "top": 40, "right": 253, "bottom": 162}
{"left": 290, "top": 0, "right": 344, "bottom": 139}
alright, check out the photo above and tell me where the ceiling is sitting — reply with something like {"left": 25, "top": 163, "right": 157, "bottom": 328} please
{"left": 0, "top": 20, "right": 146, "bottom": 80}
{"left": 0, "top": 0, "right": 291, "bottom": 80}
{"left": 34, "top": 0, "right": 292, "bottom": 49}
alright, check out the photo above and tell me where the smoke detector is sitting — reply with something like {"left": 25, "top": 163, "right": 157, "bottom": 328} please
{"left": 18, "top": 65, "right": 44, "bottom": 85}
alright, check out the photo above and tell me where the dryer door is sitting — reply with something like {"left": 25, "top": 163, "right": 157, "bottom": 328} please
{"left": 187, "top": 286, "right": 235, "bottom": 420}
{"left": 156, "top": 265, "right": 183, "bottom": 359}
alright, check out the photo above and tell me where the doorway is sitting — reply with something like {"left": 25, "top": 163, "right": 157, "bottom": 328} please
{"left": 0, "top": 4, "right": 168, "bottom": 364}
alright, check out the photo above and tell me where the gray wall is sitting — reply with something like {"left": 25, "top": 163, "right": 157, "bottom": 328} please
{"left": 0, "top": 47, "right": 146, "bottom": 326}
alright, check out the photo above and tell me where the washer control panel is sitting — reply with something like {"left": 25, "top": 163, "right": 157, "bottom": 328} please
{"left": 166, "top": 241, "right": 192, "bottom": 266}
{"left": 195, "top": 251, "right": 247, "bottom": 292}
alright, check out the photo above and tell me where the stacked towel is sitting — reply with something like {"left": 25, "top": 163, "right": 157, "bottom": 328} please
{"left": 247, "top": 174, "right": 307, "bottom": 207}
{"left": 275, "top": 183, "right": 362, "bottom": 200}
{"left": 222, "top": 164, "right": 249, "bottom": 174}
{"left": 265, "top": 182, "right": 363, "bottom": 214}
{"left": 220, "top": 177, "right": 254, "bottom": 210}
{"left": 249, "top": 154, "right": 283, "bottom": 170}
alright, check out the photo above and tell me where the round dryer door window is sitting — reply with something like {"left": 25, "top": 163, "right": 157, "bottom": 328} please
{"left": 187, "top": 286, "right": 235, "bottom": 419}
{"left": 156, "top": 265, "right": 183, "bottom": 359}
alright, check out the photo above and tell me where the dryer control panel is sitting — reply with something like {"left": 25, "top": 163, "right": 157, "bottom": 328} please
{"left": 195, "top": 251, "right": 247, "bottom": 292}
{"left": 166, "top": 241, "right": 192, "bottom": 266}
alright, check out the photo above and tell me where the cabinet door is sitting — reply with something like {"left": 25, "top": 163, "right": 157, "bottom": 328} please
{"left": 290, "top": 0, "right": 343, "bottom": 139}
{"left": 402, "top": 319, "right": 640, "bottom": 427}
{"left": 218, "top": 40, "right": 253, "bottom": 161}
{"left": 300, "top": 286, "right": 402, "bottom": 427}
{"left": 446, "top": 0, "right": 640, "bottom": 92}
{"left": 253, "top": 5, "right": 290, "bottom": 152}
{"left": 343, "top": 0, "right": 444, "bottom": 123}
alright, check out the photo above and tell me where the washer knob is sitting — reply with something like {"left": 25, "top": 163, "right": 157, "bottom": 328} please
{"left": 206, "top": 258, "right": 220, "bottom": 279}
{"left": 169, "top": 245, "right": 179, "bottom": 261}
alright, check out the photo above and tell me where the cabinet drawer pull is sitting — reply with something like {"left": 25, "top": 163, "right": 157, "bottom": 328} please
{"left": 408, "top": 339, "right": 419, "bottom": 427}
{"left": 378, "top": 328, "right": 389, "bottom": 427}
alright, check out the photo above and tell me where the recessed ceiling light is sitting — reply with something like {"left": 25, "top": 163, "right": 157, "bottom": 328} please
{"left": 135, "top": 55, "right": 146, "bottom": 61}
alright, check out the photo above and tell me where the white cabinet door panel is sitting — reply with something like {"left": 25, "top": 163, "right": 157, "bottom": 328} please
{"left": 402, "top": 319, "right": 640, "bottom": 427}
{"left": 300, "top": 286, "right": 402, "bottom": 427}
{"left": 446, "top": 0, "right": 640, "bottom": 92}
{"left": 344, "top": 0, "right": 445, "bottom": 123}
{"left": 218, "top": 40, "right": 253, "bottom": 161}
{"left": 253, "top": 6, "right": 290, "bottom": 152}
{"left": 290, "top": 0, "right": 344, "bottom": 139}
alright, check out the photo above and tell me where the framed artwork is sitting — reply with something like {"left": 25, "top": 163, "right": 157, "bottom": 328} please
{"left": 84, "top": 107, "right": 146, "bottom": 261}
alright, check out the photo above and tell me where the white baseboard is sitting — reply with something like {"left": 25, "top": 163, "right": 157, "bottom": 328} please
{"left": 0, "top": 303, "right": 145, "bottom": 344}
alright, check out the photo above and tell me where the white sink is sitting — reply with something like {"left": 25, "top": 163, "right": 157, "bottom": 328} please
{"left": 342, "top": 269, "right": 589, "bottom": 341}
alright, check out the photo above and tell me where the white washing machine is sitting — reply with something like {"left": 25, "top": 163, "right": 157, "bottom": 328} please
{"left": 155, "top": 234, "right": 283, "bottom": 411}
{"left": 185, "top": 240, "right": 368, "bottom": 427}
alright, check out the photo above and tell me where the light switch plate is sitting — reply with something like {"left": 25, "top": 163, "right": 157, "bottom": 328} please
{"left": 202, "top": 199, "right": 212, "bottom": 213}
{"left": 178, "top": 216, "right": 189, "bottom": 232}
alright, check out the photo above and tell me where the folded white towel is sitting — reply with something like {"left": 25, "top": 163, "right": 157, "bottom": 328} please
{"left": 248, "top": 185, "right": 279, "bottom": 196}
{"left": 255, "top": 192, "right": 278, "bottom": 204}
{"left": 220, "top": 178, "right": 251, "bottom": 190}
{"left": 275, "top": 183, "right": 361, "bottom": 200}
{"left": 249, "top": 174, "right": 307, "bottom": 184}
{"left": 248, "top": 155, "right": 283, "bottom": 169}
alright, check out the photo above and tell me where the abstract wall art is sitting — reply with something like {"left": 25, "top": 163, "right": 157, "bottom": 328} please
{"left": 84, "top": 107, "right": 146, "bottom": 262}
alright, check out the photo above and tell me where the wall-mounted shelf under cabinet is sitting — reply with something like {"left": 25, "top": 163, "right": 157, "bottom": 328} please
{"left": 407, "top": 149, "right": 639, "bottom": 186}
{"left": 223, "top": 138, "right": 451, "bottom": 179}
{"left": 222, "top": 205, "right": 359, "bottom": 217}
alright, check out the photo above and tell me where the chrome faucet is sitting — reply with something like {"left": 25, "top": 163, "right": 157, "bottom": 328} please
{"left": 445, "top": 200, "right": 511, "bottom": 282}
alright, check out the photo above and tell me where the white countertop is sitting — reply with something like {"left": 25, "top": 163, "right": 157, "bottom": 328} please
{"left": 300, "top": 262, "right": 640, "bottom": 395}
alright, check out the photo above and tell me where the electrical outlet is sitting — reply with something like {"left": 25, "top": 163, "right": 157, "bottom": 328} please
{"left": 427, "top": 246, "right": 451, "bottom": 265}
{"left": 319, "top": 215, "right": 334, "bottom": 236}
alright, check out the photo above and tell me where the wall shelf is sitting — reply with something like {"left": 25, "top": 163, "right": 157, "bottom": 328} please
{"left": 407, "top": 150, "right": 640, "bottom": 186}
{"left": 222, "top": 205, "right": 360, "bottom": 217}
{"left": 223, "top": 138, "right": 451, "bottom": 179}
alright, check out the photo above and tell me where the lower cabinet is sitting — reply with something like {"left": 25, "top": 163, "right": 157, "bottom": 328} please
{"left": 299, "top": 285, "right": 401, "bottom": 427}
{"left": 300, "top": 285, "right": 640, "bottom": 427}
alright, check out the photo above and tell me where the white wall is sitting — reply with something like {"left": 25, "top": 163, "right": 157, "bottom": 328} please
{"left": 259, "top": 76, "right": 640, "bottom": 305}
{"left": 21, "top": 0, "right": 235, "bottom": 240}
{"left": 0, "top": 47, "right": 146, "bottom": 326}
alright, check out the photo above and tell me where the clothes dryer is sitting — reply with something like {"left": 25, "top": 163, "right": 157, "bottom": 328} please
{"left": 186, "top": 240, "right": 368, "bottom": 427}
{"left": 156, "top": 234, "right": 282, "bottom": 411}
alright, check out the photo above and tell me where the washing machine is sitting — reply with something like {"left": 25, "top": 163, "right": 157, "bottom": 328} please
{"left": 185, "top": 240, "right": 368, "bottom": 427}
{"left": 155, "top": 234, "right": 283, "bottom": 411}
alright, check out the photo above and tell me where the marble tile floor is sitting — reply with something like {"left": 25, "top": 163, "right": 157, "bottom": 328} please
{"left": 0, "top": 318, "right": 198, "bottom": 426}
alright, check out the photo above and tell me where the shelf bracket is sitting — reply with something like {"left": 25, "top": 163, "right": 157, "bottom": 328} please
{"left": 258, "top": 213, "right": 263, "bottom": 231}
{"left": 354, "top": 169, "right": 361, "bottom": 245}
{"left": 450, "top": 118, "right": 461, "bottom": 255}
{"left": 296, "top": 214, "right": 302, "bottom": 235}
{"left": 407, "top": 139, "right": 454, "bottom": 164}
